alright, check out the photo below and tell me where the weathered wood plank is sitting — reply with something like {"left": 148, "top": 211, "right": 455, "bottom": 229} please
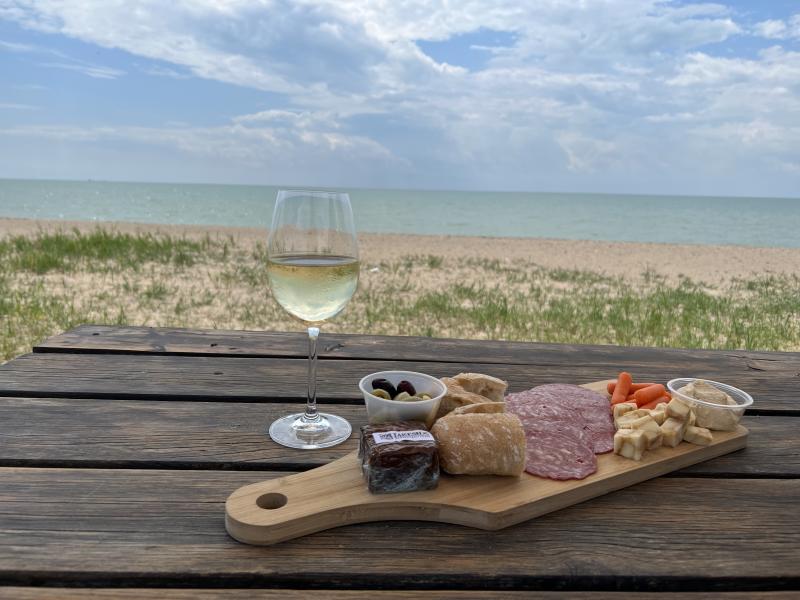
{"left": 0, "top": 469, "right": 797, "bottom": 589}
{"left": 0, "top": 353, "right": 796, "bottom": 412}
{"left": 0, "top": 398, "right": 789, "bottom": 476}
{"left": 36, "top": 325, "right": 800, "bottom": 372}
{"left": 2, "top": 589, "right": 796, "bottom": 599}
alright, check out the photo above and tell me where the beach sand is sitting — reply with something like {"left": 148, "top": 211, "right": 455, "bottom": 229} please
{"left": 1, "top": 217, "right": 799, "bottom": 358}
{"left": 2, "top": 217, "right": 799, "bottom": 284}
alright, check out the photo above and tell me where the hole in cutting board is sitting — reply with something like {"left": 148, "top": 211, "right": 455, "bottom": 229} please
{"left": 257, "top": 493, "right": 288, "bottom": 510}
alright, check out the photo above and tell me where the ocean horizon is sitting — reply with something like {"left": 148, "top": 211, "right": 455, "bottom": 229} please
{"left": 1, "top": 178, "right": 799, "bottom": 248}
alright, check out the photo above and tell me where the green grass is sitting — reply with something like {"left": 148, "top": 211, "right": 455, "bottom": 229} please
{"left": 353, "top": 259, "right": 800, "bottom": 351}
{"left": 0, "top": 228, "right": 229, "bottom": 273}
{"left": 0, "top": 228, "right": 798, "bottom": 361}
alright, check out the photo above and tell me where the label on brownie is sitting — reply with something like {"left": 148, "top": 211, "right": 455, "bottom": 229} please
{"left": 372, "top": 430, "right": 434, "bottom": 444}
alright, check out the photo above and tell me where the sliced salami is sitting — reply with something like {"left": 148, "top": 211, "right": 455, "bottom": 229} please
{"left": 516, "top": 415, "right": 592, "bottom": 447}
{"left": 522, "top": 429, "right": 597, "bottom": 480}
{"left": 507, "top": 384, "right": 614, "bottom": 454}
{"left": 505, "top": 383, "right": 616, "bottom": 480}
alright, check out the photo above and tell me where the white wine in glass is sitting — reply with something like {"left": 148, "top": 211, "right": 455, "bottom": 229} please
{"left": 266, "top": 190, "right": 359, "bottom": 449}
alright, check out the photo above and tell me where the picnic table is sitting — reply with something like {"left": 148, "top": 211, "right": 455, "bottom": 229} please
{"left": 0, "top": 324, "right": 798, "bottom": 598}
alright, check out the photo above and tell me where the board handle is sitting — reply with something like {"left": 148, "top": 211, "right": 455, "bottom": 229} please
{"left": 225, "top": 451, "right": 487, "bottom": 545}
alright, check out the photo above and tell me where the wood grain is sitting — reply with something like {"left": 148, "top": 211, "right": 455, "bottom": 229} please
{"left": 36, "top": 326, "right": 800, "bottom": 375}
{"left": 3, "top": 589, "right": 797, "bottom": 599}
{"left": 1, "top": 468, "right": 798, "bottom": 587}
{"left": 0, "top": 352, "right": 796, "bottom": 412}
{"left": 0, "top": 398, "right": 787, "bottom": 475}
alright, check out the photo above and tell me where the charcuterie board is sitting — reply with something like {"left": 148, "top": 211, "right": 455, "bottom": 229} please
{"left": 225, "top": 380, "right": 748, "bottom": 545}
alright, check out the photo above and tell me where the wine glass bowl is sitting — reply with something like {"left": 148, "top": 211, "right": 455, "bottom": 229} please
{"left": 266, "top": 190, "right": 359, "bottom": 449}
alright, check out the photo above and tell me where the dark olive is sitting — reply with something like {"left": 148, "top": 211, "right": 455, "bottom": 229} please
{"left": 372, "top": 378, "right": 397, "bottom": 398}
{"left": 397, "top": 380, "right": 416, "bottom": 396}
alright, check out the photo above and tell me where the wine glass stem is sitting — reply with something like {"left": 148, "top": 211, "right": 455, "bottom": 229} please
{"left": 304, "top": 326, "right": 321, "bottom": 422}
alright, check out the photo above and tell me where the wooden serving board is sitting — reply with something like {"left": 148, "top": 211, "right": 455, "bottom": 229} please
{"left": 225, "top": 380, "right": 748, "bottom": 545}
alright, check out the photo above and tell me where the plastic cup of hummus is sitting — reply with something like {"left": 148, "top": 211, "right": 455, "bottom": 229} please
{"left": 667, "top": 378, "right": 753, "bottom": 431}
{"left": 359, "top": 370, "right": 446, "bottom": 428}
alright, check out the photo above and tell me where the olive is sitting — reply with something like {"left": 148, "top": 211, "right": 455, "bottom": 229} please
{"left": 421, "top": 394, "right": 431, "bottom": 400}
{"left": 371, "top": 388, "right": 391, "bottom": 400}
{"left": 394, "top": 391, "right": 412, "bottom": 401}
{"left": 397, "top": 380, "right": 416, "bottom": 396}
{"left": 372, "top": 378, "right": 397, "bottom": 398}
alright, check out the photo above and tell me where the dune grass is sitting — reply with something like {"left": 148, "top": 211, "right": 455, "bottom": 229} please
{"left": 0, "top": 228, "right": 798, "bottom": 361}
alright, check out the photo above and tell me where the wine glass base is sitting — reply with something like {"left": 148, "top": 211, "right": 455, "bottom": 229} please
{"left": 268, "top": 412, "right": 352, "bottom": 449}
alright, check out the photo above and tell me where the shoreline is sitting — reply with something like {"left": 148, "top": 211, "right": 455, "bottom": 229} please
{"left": 2, "top": 216, "right": 799, "bottom": 283}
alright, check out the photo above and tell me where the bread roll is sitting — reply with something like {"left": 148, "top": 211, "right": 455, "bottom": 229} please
{"left": 452, "top": 373, "right": 508, "bottom": 402}
{"left": 436, "top": 377, "right": 491, "bottom": 419}
{"left": 431, "top": 413, "right": 525, "bottom": 476}
{"left": 453, "top": 402, "right": 505, "bottom": 415}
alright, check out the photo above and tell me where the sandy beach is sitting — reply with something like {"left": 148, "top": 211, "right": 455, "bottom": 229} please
{"left": 1, "top": 216, "right": 798, "bottom": 359}
{"left": 3, "top": 217, "right": 799, "bottom": 284}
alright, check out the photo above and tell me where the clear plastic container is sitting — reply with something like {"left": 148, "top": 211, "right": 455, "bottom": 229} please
{"left": 667, "top": 378, "right": 753, "bottom": 431}
{"left": 359, "top": 370, "right": 446, "bottom": 428}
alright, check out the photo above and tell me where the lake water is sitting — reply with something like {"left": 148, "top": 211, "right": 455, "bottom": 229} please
{"left": 1, "top": 178, "right": 799, "bottom": 247}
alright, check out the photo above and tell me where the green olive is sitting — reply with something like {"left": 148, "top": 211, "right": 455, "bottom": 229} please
{"left": 394, "top": 391, "right": 412, "bottom": 401}
{"left": 421, "top": 394, "right": 432, "bottom": 400}
{"left": 371, "top": 388, "right": 391, "bottom": 400}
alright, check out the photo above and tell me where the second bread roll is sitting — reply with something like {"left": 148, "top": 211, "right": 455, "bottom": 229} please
{"left": 431, "top": 413, "right": 525, "bottom": 476}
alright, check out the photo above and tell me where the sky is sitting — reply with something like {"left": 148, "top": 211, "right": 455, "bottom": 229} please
{"left": 0, "top": 1, "right": 799, "bottom": 197}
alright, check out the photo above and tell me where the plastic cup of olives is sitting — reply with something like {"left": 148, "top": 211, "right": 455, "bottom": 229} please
{"left": 358, "top": 370, "right": 447, "bottom": 428}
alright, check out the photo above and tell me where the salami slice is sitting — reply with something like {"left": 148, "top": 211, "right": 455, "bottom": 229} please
{"left": 505, "top": 383, "right": 616, "bottom": 480}
{"left": 507, "top": 384, "right": 614, "bottom": 454}
{"left": 515, "top": 415, "right": 592, "bottom": 448}
{"left": 522, "top": 429, "right": 597, "bottom": 480}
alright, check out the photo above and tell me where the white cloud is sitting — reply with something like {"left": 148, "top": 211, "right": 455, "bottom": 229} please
{"left": 138, "top": 64, "right": 191, "bottom": 79}
{"left": 667, "top": 47, "right": 800, "bottom": 87}
{"left": 556, "top": 132, "right": 618, "bottom": 172}
{"left": 753, "top": 15, "right": 800, "bottom": 40}
{"left": 38, "top": 61, "right": 124, "bottom": 79}
{"left": 0, "top": 38, "right": 36, "bottom": 51}
{"left": 0, "top": 117, "right": 398, "bottom": 167}
{"left": 0, "top": 35, "right": 126, "bottom": 79}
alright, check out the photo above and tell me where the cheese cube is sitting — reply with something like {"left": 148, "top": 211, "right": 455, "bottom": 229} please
{"left": 648, "top": 405, "right": 668, "bottom": 425}
{"left": 666, "top": 397, "right": 691, "bottom": 421}
{"left": 615, "top": 409, "right": 651, "bottom": 430}
{"left": 613, "top": 402, "right": 638, "bottom": 420}
{"left": 687, "top": 409, "right": 696, "bottom": 427}
{"left": 661, "top": 417, "right": 686, "bottom": 447}
{"left": 614, "top": 428, "right": 647, "bottom": 461}
{"left": 625, "top": 415, "right": 662, "bottom": 450}
{"left": 684, "top": 425, "right": 713, "bottom": 446}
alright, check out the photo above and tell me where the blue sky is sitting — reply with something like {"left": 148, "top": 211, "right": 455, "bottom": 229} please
{"left": 1, "top": 1, "right": 799, "bottom": 197}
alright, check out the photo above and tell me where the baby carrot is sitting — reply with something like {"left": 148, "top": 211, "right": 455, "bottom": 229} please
{"left": 611, "top": 372, "right": 632, "bottom": 405}
{"left": 633, "top": 384, "right": 667, "bottom": 407}
{"left": 641, "top": 396, "right": 670, "bottom": 410}
{"left": 607, "top": 381, "right": 657, "bottom": 394}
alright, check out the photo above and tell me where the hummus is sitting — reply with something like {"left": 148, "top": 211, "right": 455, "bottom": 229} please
{"left": 676, "top": 380, "right": 741, "bottom": 431}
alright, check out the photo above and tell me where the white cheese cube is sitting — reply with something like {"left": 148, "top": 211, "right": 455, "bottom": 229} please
{"left": 625, "top": 415, "right": 662, "bottom": 450}
{"left": 648, "top": 405, "right": 667, "bottom": 425}
{"left": 687, "top": 408, "right": 696, "bottom": 427}
{"left": 613, "top": 402, "right": 639, "bottom": 420}
{"left": 661, "top": 417, "right": 687, "bottom": 447}
{"left": 614, "top": 428, "right": 647, "bottom": 461}
{"left": 684, "top": 425, "right": 713, "bottom": 446}
{"left": 616, "top": 410, "right": 651, "bottom": 430}
{"left": 666, "top": 397, "right": 691, "bottom": 421}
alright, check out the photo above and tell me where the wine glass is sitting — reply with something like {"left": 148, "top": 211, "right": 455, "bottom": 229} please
{"left": 266, "top": 190, "right": 359, "bottom": 449}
